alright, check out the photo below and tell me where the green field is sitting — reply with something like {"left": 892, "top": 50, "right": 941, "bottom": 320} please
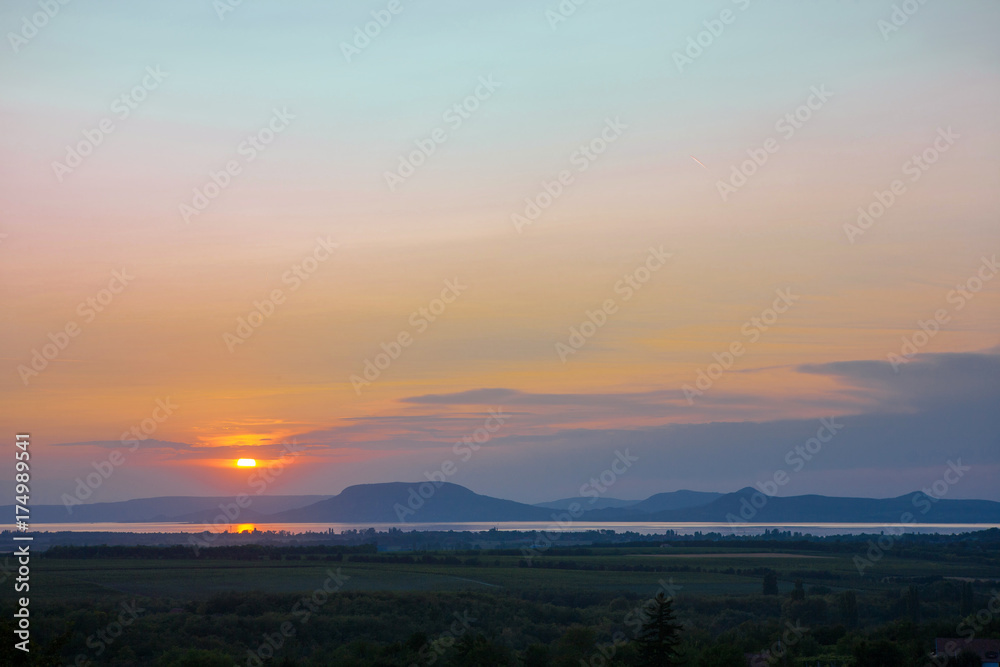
{"left": 29, "top": 543, "right": 998, "bottom": 599}
{"left": 4, "top": 539, "right": 1000, "bottom": 666}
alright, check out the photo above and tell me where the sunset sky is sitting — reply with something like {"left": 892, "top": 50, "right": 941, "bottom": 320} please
{"left": 2, "top": 1, "right": 998, "bottom": 505}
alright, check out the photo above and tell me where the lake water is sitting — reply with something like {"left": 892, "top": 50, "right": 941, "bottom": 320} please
{"left": 21, "top": 521, "right": 1000, "bottom": 536}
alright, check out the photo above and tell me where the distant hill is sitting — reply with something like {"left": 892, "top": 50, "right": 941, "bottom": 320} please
{"left": 268, "top": 482, "right": 553, "bottom": 523}
{"left": 0, "top": 495, "right": 331, "bottom": 523}
{"left": 11, "top": 485, "right": 1000, "bottom": 525}
{"left": 533, "top": 497, "right": 639, "bottom": 511}
{"left": 580, "top": 490, "right": 723, "bottom": 521}
{"left": 629, "top": 490, "right": 723, "bottom": 513}
{"left": 640, "top": 488, "right": 1000, "bottom": 524}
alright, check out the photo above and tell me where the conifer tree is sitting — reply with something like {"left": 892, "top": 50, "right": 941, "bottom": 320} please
{"left": 634, "top": 592, "right": 683, "bottom": 666}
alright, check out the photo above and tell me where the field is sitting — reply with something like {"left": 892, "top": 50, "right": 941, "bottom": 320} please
{"left": 27, "top": 550, "right": 995, "bottom": 599}
{"left": 4, "top": 535, "right": 1000, "bottom": 666}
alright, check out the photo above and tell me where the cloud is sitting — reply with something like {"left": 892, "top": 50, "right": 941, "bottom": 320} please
{"left": 398, "top": 385, "right": 840, "bottom": 410}
{"left": 397, "top": 387, "right": 685, "bottom": 407}
{"left": 45, "top": 351, "right": 1000, "bottom": 502}
{"left": 799, "top": 349, "right": 1000, "bottom": 411}
{"left": 51, "top": 439, "right": 194, "bottom": 451}
{"left": 399, "top": 388, "right": 523, "bottom": 404}
{"left": 46, "top": 438, "right": 324, "bottom": 462}
{"left": 388, "top": 350, "right": 1000, "bottom": 502}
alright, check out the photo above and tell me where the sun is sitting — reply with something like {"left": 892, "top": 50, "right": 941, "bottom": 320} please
{"left": 236, "top": 458, "right": 257, "bottom": 467}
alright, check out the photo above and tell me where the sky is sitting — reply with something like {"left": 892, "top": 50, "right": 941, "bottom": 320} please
{"left": 1, "top": 0, "right": 999, "bottom": 506}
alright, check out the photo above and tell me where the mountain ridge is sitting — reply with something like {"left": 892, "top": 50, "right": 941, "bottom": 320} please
{"left": 7, "top": 484, "right": 1000, "bottom": 524}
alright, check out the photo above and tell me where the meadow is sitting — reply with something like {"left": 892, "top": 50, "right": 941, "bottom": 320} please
{"left": 4, "top": 532, "right": 1000, "bottom": 666}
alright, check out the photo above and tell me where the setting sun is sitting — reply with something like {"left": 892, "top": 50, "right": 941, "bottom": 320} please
{"left": 236, "top": 459, "right": 257, "bottom": 468}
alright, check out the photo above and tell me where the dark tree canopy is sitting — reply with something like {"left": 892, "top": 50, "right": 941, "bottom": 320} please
{"left": 634, "top": 592, "right": 683, "bottom": 666}
{"left": 947, "top": 649, "right": 985, "bottom": 667}
{"left": 763, "top": 571, "right": 779, "bottom": 595}
{"left": 840, "top": 590, "right": 859, "bottom": 628}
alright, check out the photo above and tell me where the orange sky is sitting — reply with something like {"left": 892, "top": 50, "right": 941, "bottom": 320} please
{"left": 1, "top": 1, "right": 998, "bottom": 504}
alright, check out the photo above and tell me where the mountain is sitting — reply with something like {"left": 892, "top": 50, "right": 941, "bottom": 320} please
{"left": 533, "top": 497, "right": 639, "bottom": 511}
{"left": 532, "top": 490, "right": 720, "bottom": 516}
{"left": 10, "top": 485, "right": 1000, "bottom": 525}
{"left": 1, "top": 495, "right": 331, "bottom": 523}
{"left": 268, "top": 482, "right": 555, "bottom": 523}
{"left": 639, "top": 488, "right": 1000, "bottom": 524}
{"left": 628, "top": 490, "right": 723, "bottom": 513}
{"left": 577, "top": 489, "right": 723, "bottom": 521}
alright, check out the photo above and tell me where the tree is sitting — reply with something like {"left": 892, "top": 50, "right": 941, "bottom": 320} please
{"left": 852, "top": 639, "right": 904, "bottom": 667}
{"left": 763, "top": 572, "right": 779, "bottom": 595}
{"left": 782, "top": 598, "right": 828, "bottom": 626}
{"left": 695, "top": 643, "right": 744, "bottom": 666}
{"left": 161, "top": 648, "right": 235, "bottom": 666}
{"left": 553, "top": 626, "right": 597, "bottom": 665}
{"left": 454, "top": 633, "right": 514, "bottom": 666}
{"left": 905, "top": 584, "right": 921, "bottom": 624}
{"left": 960, "top": 581, "right": 975, "bottom": 617}
{"left": 634, "top": 592, "right": 683, "bottom": 666}
{"left": 790, "top": 580, "right": 805, "bottom": 601}
{"left": 840, "top": 590, "right": 859, "bottom": 628}
{"left": 523, "top": 643, "right": 551, "bottom": 667}
{"left": 947, "top": 649, "right": 984, "bottom": 667}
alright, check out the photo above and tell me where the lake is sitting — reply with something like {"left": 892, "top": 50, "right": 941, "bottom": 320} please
{"left": 22, "top": 521, "right": 1000, "bottom": 536}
